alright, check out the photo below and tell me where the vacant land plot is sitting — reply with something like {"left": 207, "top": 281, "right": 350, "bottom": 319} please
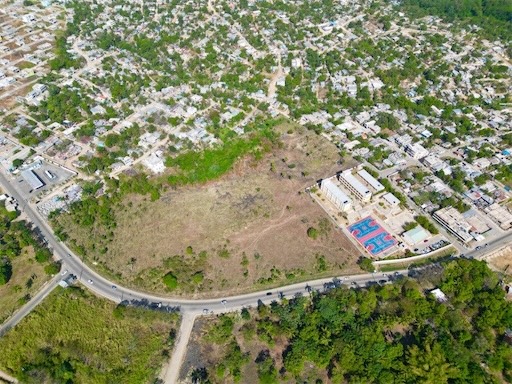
{"left": 0, "top": 245, "right": 50, "bottom": 324}
{"left": 0, "top": 287, "right": 179, "bottom": 384}
{"left": 487, "top": 246, "right": 512, "bottom": 274}
{"left": 57, "top": 124, "right": 361, "bottom": 296}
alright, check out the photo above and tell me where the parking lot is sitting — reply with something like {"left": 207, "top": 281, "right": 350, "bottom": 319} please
{"left": 15, "top": 160, "right": 74, "bottom": 199}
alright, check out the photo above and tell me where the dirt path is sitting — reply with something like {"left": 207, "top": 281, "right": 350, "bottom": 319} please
{"left": 267, "top": 55, "right": 283, "bottom": 99}
{"left": 0, "top": 368, "right": 18, "bottom": 383}
{"left": 160, "top": 313, "right": 197, "bottom": 384}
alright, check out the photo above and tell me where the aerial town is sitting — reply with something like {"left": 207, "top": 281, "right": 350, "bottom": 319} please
{"left": 0, "top": 0, "right": 511, "bottom": 382}
{"left": 0, "top": 0, "right": 510, "bottom": 260}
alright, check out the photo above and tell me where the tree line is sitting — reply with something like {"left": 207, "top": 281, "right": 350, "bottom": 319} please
{"left": 196, "top": 259, "right": 512, "bottom": 383}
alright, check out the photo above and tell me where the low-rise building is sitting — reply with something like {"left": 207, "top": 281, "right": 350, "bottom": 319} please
{"left": 432, "top": 206, "right": 474, "bottom": 244}
{"left": 486, "top": 203, "right": 512, "bottom": 230}
{"left": 403, "top": 226, "right": 430, "bottom": 245}
{"left": 21, "top": 169, "right": 44, "bottom": 190}
{"left": 320, "top": 178, "right": 352, "bottom": 212}
{"left": 382, "top": 192, "right": 400, "bottom": 206}
{"left": 405, "top": 142, "right": 429, "bottom": 160}
{"left": 357, "top": 169, "right": 384, "bottom": 192}
{"left": 339, "top": 169, "right": 372, "bottom": 203}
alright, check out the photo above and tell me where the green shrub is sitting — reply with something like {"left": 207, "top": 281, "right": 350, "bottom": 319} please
{"left": 358, "top": 256, "right": 375, "bottom": 272}
{"left": 163, "top": 272, "right": 178, "bottom": 290}
{"left": 307, "top": 227, "right": 319, "bottom": 240}
{"left": 44, "top": 262, "right": 60, "bottom": 276}
{"left": 192, "top": 271, "right": 204, "bottom": 284}
{"left": 0, "top": 259, "right": 12, "bottom": 285}
{"left": 35, "top": 248, "right": 51, "bottom": 263}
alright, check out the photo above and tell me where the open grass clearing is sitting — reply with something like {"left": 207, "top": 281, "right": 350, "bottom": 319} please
{"left": 56, "top": 122, "right": 361, "bottom": 297}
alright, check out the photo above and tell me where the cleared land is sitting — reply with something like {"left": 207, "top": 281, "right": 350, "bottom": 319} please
{"left": 0, "top": 287, "right": 179, "bottom": 384}
{"left": 56, "top": 124, "right": 361, "bottom": 296}
{"left": 487, "top": 246, "right": 512, "bottom": 274}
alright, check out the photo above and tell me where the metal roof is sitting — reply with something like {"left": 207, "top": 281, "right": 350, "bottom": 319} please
{"left": 340, "top": 171, "right": 371, "bottom": 197}
{"left": 357, "top": 169, "right": 385, "bottom": 192}
{"left": 21, "top": 169, "right": 44, "bottom": 190}
{"left": 322, "top": 179, "right": 351, "bottom": 204}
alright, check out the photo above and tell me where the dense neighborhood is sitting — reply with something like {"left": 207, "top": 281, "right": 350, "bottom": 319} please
{"left": 0, "top": 0, "right": 511, "bottom": 382}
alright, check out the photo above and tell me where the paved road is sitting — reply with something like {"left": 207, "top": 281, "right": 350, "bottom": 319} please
{"left": 0, "top": 273, "right": 61, "bottom": 337}
{"left": 0, "top": 169, "right": 404, "bottom": 315}
{"left": 1, "top": 165, "right": 511, "bottom": 320}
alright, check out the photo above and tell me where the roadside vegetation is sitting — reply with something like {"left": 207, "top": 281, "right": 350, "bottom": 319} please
{"left": 0, "top": 201, "right": 56, "bottom": 323}
{"left": 186, "top": 259, "right": 512, "bottom": 383}
{"left": 0, "top": 287, "right": 179, "bottom": 384}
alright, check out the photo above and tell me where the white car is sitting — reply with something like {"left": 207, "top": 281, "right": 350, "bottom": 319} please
{"left": 87, "top": 279, "right": 93, "bottom": 285}
{"left": 60, "top": 269, "right": 68, "bottom": 276}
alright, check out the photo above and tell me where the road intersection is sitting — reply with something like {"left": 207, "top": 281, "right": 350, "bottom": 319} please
{"left": 1, "top": 167, "right": 512, "bottom": 383}
{"left": 0, "top": 166, "right": 511, "bottom": 324}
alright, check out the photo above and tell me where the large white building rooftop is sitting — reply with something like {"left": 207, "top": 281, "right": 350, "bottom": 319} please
{"left": 339, "top": 170, "right": 371, "bottom": 201}
{"left": 21, "top": 169, "right": 44, "bottom": 190}
{"left": 322, "top": 178, "right": 351, "bottom": 207}
{"left": 357, "top": 169, "right": 385, "bottom": 192}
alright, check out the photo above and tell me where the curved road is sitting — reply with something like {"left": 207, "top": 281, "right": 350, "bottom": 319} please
{"left": 1, "top": 168, "right": 510, "bottom": 315}
{"left": 0, "top": 170, "right": 398, "bottom": 314}
{"left": 2, "top": 168, "right": 512, "bottom": 384}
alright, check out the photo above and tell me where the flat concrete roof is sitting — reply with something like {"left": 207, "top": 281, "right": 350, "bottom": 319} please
{"left": 340, "top": 170, "right": 371, "bottom": 197}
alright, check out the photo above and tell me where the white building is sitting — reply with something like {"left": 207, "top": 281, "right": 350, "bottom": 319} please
{"left": 405, "top": 143, "right": 429, "bottom": 160}
{"left": 321, "top": 178, "right": 352, "bottom": 212}
{"left": 433, "top": 207, "right": 473, "bottom": 244}
{"left": 339, "top": 170, "right": 372, "bottom": 203}
{"left": 382, "top": 192, "right": 400, "bottom": 206}
{"left": 357, "top": 169, "right": 384, "bottom": 192}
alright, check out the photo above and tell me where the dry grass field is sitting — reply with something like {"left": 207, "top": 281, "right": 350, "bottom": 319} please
{"left": 0, "top": 246, "right": 50, "bottom": 324}
{"left": 58, "top": 123, "right": 362, "bottom": 296}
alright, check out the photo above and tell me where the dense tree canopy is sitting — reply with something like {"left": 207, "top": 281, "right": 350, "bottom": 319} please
{"left": 400, "top": 0, "right": 512, "bottom": 43}
{"left": 200, "top": 259, "right": 512, "bottom": 383}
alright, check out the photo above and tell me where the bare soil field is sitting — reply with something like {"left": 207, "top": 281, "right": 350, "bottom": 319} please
{"left": 487, "top": 246, "right": 512, "bottom": 274}
{"left": 59, "top": 124, "right": 361, "bottom": 296}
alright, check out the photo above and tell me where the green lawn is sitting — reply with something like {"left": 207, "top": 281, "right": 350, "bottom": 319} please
{"left": 0, "top": 287, "right": 179, "bottom": 384}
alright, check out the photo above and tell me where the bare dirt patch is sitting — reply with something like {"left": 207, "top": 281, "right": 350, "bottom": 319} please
{"left": 59, "top": 124, "right": 361, "bottom": 296}
{"left": 487, "top": 246, "right": 512, "bottom": 274}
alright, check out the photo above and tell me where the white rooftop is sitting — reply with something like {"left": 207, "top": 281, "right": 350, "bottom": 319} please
{"left": 340, "top": 170, "right": 371, "bottom": 197}
{"left": 322, "top": 179, "right": 351, "bottom": 204}
{"left": 357, "top": 169, "right": 384, "bottom": 192}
